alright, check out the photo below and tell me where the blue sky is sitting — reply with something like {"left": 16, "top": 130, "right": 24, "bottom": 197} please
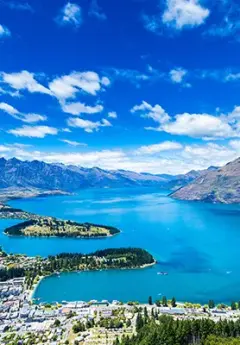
{"left": 0, "top": 0, "right": 240, "bottom": 174}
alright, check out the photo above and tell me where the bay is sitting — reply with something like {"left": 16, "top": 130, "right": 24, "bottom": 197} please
{"left": 1, "top": 187, "right": 240, "bottom": 304}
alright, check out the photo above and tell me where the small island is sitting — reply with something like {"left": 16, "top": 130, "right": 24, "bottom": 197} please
{"left": 4, "top": 217, "right": 120, "bottom": 238}
{"left": 0, "top": 247, "right": 155, "bottom": 287}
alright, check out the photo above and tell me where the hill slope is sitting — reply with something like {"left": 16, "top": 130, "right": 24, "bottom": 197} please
{"left": 171, "top": 157, "right": 240, "bottom": 204}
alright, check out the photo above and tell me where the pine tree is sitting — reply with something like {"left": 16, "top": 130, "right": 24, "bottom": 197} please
{"left": 231, "top": 301, "right": 237, "bottom": 310}
{"left": 148, "top": 296, "right": 153, "bottom": 305}
{"left": 208, "top": 300, "right": 215, "bottom": 309}
{"left": 171, "top": 297, "right": 177, "bottom": 308}
{"left": 162, "top": 296, "right": 168, "bottom": 307}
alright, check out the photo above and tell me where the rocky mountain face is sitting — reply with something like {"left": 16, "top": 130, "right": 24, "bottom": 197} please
{"left": 171, "top": 157, "right": 240, "bottom": 204}
{"left": 0, "top": 157, "right": 194, "bottom": 192}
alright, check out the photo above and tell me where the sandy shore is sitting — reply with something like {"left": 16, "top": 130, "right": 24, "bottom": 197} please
{"left": 28, "top": 275, "right": 45, "bottom": 301}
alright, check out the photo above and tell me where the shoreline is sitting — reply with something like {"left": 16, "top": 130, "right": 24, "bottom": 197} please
{"left": 4, "top": 231, "right": 120, "bottom": 240}
{"left": 29, "top": 261, "right": 156, "bottom": 302}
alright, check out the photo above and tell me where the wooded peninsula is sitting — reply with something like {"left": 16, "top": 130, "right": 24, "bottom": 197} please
{"left": 0, "top": 247, "right": 155, "bottom": 287}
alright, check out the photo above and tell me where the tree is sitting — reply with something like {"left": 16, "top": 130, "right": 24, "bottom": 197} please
{"left": 231, "top": 301, "right": 237, "bottom": 310}
{"left": 126, "top": 319, "right": 131, "bottom": 327}
{"left": 54, "top": 319, "right": 61, "bottom": 327}
{"left": 136, "top": 313, "right": 144, "bottom": 331}
{"left": 171, "top": 297, "right": 177, "bottom": 308}
{"left": 148, "top": 296, "right": 153, "bottom": 305}
{"left": 208, "top": 300, "right": 215, "bottom": 309}
{"left": 162, "top": 296, "right": 167, "bottom": 307}
{"left": 155, "top": 300, "right": 161, "bottom": 307}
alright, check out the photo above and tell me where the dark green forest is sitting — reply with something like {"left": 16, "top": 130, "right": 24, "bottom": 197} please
{"left": 116, "top": 315, "right": 240, "bottom": 345}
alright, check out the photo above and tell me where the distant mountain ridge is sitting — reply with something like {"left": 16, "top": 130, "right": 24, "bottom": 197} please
{"left": 171, "top": 157, "right": 240, "bottom": 204}
{"left": 0, "top": 157, "right": 210, "bottom": 193}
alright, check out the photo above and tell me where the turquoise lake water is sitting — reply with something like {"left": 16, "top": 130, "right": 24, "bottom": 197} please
{"left": 1, "top": 187, "right": 240, "bottom": 304}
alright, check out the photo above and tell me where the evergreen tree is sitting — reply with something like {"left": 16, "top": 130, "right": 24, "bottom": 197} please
{"left": 148, "top": 296, "right": 153, "bottom": 305}
{"left": 231, "top": 301, "right": 237, "bottom": 310}
{"left": 136, "top": 313, "right": 144, "bottom": 331}
{"left": 171, "top": 297, "right": 177, "bottom": 308}
{"left": 162, "top": 296, "right": 168, "bottom": 307}
{"left": 208, "top": 300, "right": 215, "bottom": 309}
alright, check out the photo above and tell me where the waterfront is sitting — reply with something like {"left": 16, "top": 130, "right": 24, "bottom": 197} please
{"left": 1, "top": 187, "right": 240, "bottom": 304}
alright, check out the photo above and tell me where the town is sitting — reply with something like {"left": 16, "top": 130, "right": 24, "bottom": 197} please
{"left": 1, "top": 276, "right": 240, "bottom": 345}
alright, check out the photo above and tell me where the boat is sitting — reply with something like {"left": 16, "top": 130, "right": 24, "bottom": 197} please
{"left": 157, "top": 272, "right": 168, "bottom": 276}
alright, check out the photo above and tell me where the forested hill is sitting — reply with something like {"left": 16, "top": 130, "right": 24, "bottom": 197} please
{"left": 171, "top": 157, "right": 240, "bottom": 204}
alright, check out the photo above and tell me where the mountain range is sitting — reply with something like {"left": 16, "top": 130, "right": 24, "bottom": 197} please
{"left": 0, "top": 157, "right": 207, "bottom": 192}
{"left": 0, "top": 157, "right": 239, "bottom": 204}
{"left": 172, "top": 157, "right": 240, "bottom": 204}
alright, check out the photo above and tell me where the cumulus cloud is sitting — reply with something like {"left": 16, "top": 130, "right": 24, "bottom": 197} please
{"left": 108, "top": 111, "right": 117, "bottom": 119}
{"left": 0, "top": 102, "right": 47, "bottom": 123}
{"left": 133, "top": 101, "right": 240, "bottom": 139}
{"left": 162, "top": 0, "right": 210, "bottom": 29}
{"left": 1, "top": 71, "right": 52, "bottom": 95}
{"left": 61, "top": 102, "right": 103, "bottom": 115}
{"left": 135, "top": 141, "right": 183, "bottom": 155}
{"left": 67, "top": 117, "right": 112, "bottom": 133}
{"left": 169, "top": 67, "right": 188, "bottom": 83}
{"left": 49, "top": 71, "right": 110, "bottom": 101}
{"left": 8, "top": 125, "right": 58, "bottom": 138}
{"left": 0, "top": 24, "right": 11, "bottom": 38}
{"left": 0, "top": 70, "right": 110, "bottom": 116}
{"left": 131, "top": 101, "right": 170, "bottom": 124}
{"left": 161, "top": 113, "right": 236, "bottom": 139}
{"left": 56, "top": 2, "right": 82, "bottom": 28}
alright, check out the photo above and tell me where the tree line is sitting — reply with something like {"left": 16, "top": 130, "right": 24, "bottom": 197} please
{"left": 115, "top": 315, "right": 240, "bottom": 345}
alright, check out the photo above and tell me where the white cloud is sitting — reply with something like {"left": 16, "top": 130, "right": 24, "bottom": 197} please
{"left": 225, "top": 72, "right": 240, "bottom": 81}
{"left": 229, "top": 140, "right": 240, "bottom": 151}
{"left": 20, "top": 114, "right": 47, "bottom": 123}
{"left": 0, "top": 102, "right": 19, "bottom": 115}
{"left": 61, "top": 101, "right": 103, "bottom": 115}
{"left": 228, "top": 106, "right": 240, "bottom": 122}
{"left": 131, "top": 101, "right": 170, "bottom": 124}
{"left": 135, "top": 141, "right": 183, "bottom": 155}
{"left": 162, "top": 0, "right": 210, "bottom": 29}
{"left": 60, "top": 139, "right": 87, "bottom": 147}
{"left": 108, "top": 111, "right": 117, "bottom": 119}
{"left": 56, "top": 2, "right": 82, "bottom": 27}
{"left": 161, "top": 113, "right": 236, "bottom": 139}
{"left": 49, "top": 71, "right": 109, "bottom": 101}
{"left": 8, "top": 125, "right": 58, "bottom": 138}
{"left": 0, "top": 102, "right": 47, "bottom": 123}
{"left": 67, "top": 117, "right": 112, "bottom": 133}
{"left": 1, "top": 140, "right": 239, "bottom": 175}
{"left": 1, "top": 71, "right": 52, "bottom": 95}
{"left": 133, "top": 101, "right": 240, "bottom": 139}
{"left": 169, "top": 67, "right": 187, "bottom": 83}
{"left": 0, "top": 24, "right": 11, "bottom": 38}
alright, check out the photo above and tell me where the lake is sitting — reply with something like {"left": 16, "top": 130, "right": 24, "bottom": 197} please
{"left": 1, "top": 187, "right": 240, "bottom": 304}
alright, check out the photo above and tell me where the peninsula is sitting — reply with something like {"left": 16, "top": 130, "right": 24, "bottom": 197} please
{"left": 0, "top": 247, "right": 155, "bottom": 286}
